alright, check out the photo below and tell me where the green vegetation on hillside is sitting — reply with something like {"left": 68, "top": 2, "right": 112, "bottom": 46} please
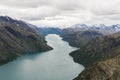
{"left": 70, "top": 32, "right": 120, "bottom": 80}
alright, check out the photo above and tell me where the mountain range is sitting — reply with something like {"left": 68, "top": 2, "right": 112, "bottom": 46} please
{"left": 37, "top": 23, "right": 120, "bottom": 48}
{"left": 70, "top": 24, "right": 120, "bottom": 35}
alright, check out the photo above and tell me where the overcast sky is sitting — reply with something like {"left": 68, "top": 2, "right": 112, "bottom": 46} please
{"left": 0, "top": 0, "right": 120, "bottom": 28}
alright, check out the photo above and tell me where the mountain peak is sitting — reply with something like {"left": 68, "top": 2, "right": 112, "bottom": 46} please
{"left": 0, "top": 16, "right": 16, "bottom": 23}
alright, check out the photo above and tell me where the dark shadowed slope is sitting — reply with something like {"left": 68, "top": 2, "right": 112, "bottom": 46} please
{"left": 0, "top": 16, "right": 52, "bottom": 65}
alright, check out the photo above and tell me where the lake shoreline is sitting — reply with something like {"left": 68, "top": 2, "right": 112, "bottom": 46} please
{"left": 0, "top": 34, "right": 84, "bottom": 80}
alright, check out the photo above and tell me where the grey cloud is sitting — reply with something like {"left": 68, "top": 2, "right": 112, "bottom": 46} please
{"left": 90, "top": 0, "right": 120, "bottom": 16}
{"left": 0, "top": 0, "right": 120, "bottom": 27}
{"left": 0, "top": 0, "right": 48, "bottom": 8}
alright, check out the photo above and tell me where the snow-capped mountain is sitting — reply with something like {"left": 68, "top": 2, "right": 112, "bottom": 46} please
{"left": 71, "top": 24, "right": 120, "bottom": 35}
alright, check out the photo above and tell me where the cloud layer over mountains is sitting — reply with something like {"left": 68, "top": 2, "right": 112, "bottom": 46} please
{"left": 0, "top": 0, "right": 120, "bottom": 27}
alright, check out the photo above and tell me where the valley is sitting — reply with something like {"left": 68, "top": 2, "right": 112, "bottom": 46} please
{"left": 0, "top": 0, "right": 120, "bottom": 80}
{"left": 37, "top": 25, "right": 120, "bottom": 80}
{"left": 0, "top": 16, "right": 120, "bottom": 80}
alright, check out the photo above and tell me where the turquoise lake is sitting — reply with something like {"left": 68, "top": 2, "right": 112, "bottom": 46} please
{"left": 0, "top": 34, "right": 84, "bottom": 80}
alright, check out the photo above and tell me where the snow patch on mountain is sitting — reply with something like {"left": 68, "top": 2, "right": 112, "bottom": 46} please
{"left": 71, "top": 24, "right": 120, "bottom": 35}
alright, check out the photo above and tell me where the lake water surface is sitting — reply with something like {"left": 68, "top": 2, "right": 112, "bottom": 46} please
{"left": 0, "top": 34, "right": 84, "bottom": 80}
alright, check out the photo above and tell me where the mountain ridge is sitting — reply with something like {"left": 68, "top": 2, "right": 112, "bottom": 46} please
{"left": 70, "top": 24, "right": 120, "bottom": 35}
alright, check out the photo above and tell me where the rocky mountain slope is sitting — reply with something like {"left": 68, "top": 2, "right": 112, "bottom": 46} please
{"left": 61, "top": 28, "right": 103, "bottom": 47}
{"left": 70, "top": 32, "right": 120, "bottom": 80}
{"left": 0, "top": 16, "right": 52, "bottom": 65}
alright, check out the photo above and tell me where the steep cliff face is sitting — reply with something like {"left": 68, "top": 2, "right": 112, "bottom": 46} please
{"left": 0, "top": 16, "right": 53, "bottom": 65}
{"left": 71, "top": 32, "right": 120, "bottom": 80}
